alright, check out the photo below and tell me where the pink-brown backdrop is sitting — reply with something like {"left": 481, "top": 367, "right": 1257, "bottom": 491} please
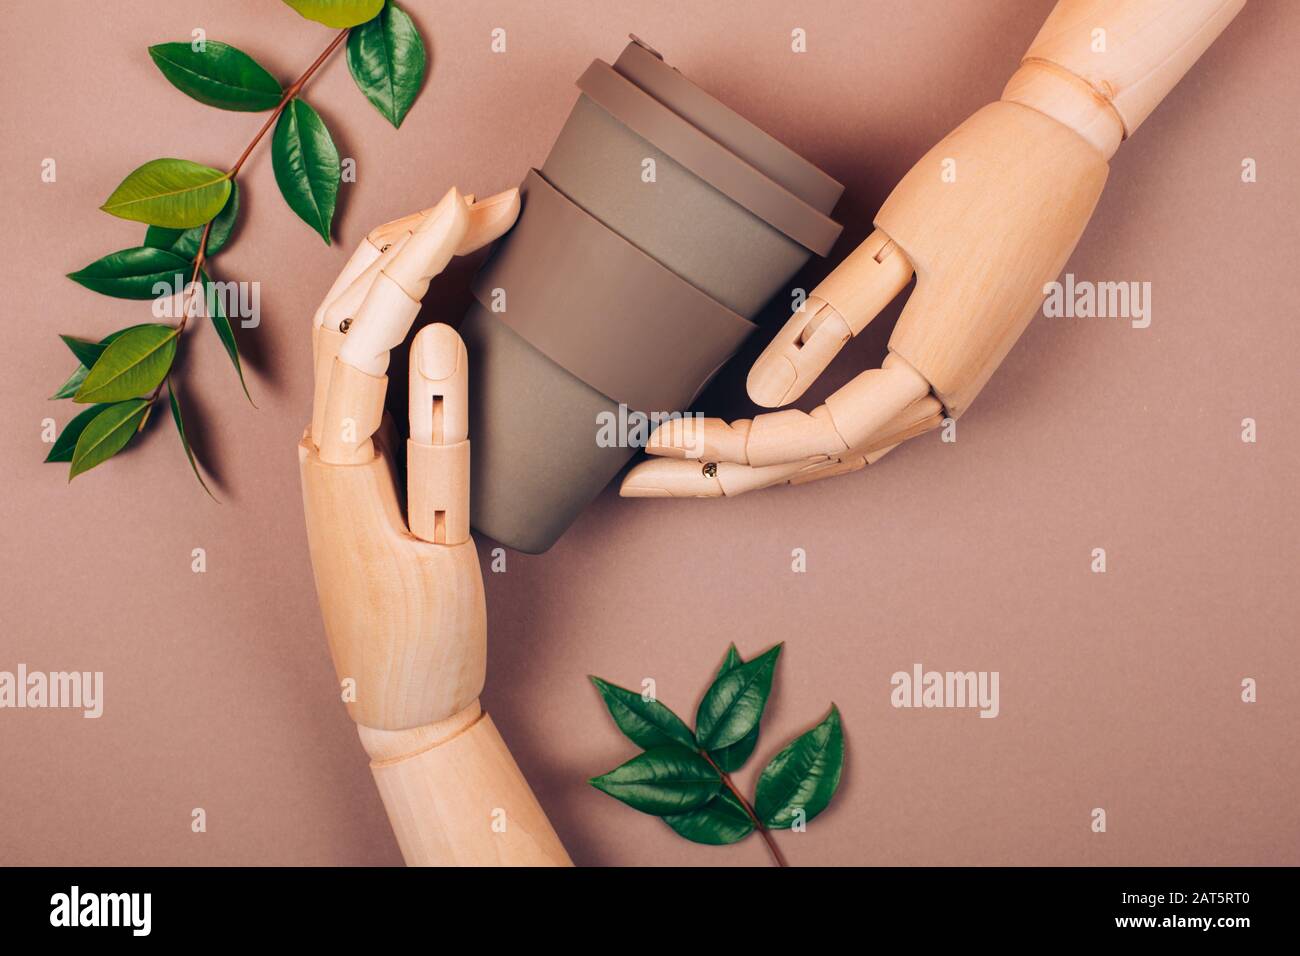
{"left": 1, "top": 0, "right": 1296, "bottom": 866}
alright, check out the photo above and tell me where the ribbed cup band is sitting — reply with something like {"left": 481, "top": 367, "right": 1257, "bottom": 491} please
{"left": 471, "top": 170, "right": 756, "bottom": 416}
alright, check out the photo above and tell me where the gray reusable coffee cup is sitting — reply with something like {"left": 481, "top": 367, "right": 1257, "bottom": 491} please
{"left": 463, "top": 38, "right": 843, "bottom": 553}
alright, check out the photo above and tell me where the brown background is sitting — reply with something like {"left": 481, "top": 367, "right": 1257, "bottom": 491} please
{"left": 1, "top": 0, "right": 1296, "bottom": 866}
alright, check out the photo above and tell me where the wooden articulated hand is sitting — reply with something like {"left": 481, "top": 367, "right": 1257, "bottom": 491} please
{"left": 621, "top": 0, "right": 1246, "bottom": 498}
{"left": 299, "top": 186, "right": 571, "bottom": 866}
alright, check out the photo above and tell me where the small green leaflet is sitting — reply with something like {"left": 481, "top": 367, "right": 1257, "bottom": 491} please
{"left": 753, "top": 706, "right": 845, "bottom": 830}
{"left": 67, "top": 247, "right": 192, "bottom": 300}
{"left": 45, "top": 404, "right": 113, "bottom": 463}
{"left": 168, "top": 381, "right": 215, "bottom": 498}
{"left": 52, "top": 325, "right": 156, "bottom": 400}
{"left": 708, "top": 645, "right": 763, "bottom": 772}
{"left": 272, "top": 98, "right": 340, "bottom": 243}
{"left": 149, "top": 41, "right": 283, "bottom": 111}
{"left": 74, "top": 325, "right": 178, "bottom": 403}
{"left": 201, "top": 272, "right": 254, "bottom": 405}
{"left": 662, "top": 787, "right": 755, "bottom": 845}
{"left": 145, "top": 182, "right": 240, "bottom": 259}
{"left": 69, "top": 400, "right": 151, "bottom": 480}
{"left": 58, "top": 335, "right": 108, "bottom": 370}
{"left": 588, "top": 745, "right": 720, "bottom": 816}
{"left": 589, "top": 676, "right": 696, "bottom": 750}
{"left": 347, "top": 2, "right": 427, "bottom": 128}
{"left": 50, "top": 365, "right": 91, "bottom": 401}
{"left": 695, "top": 643, "right": 782, "bottom": 750}
{"left": 280, "top": 0, "right": 385, "bottom": 29}
{"left": 100, "top": 158, "right": 232, "bottom": 228}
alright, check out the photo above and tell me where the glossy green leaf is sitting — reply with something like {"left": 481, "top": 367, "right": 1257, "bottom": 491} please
{"left": 754, "top": 705, "right": 845, "bottom": 830}
{"left": 201, "top": 271, "right": 254, "bottom": 405}
{"left": 51, "top": 326, "right": 154, "bottom": 399}
{"left": 168, "top": 381, "right": 216, "bottom": 498}
{"left": 69, "top": 400, "right": 150, "bottom": 480}
{"left": 45, "top": 403, "right": 112, "bottom": 462}
{"left": 715, "top": 644, "right": 743, "bottom": 677}
{"left": 145, "top": 182, "right": 239, "bottom": 259}
{"left": 709, "top": 645, "right": 762, "bottom": 772}
{"left": 589, "top": 676, "right": 696, "bottom": 751}
{"left": 59, "top": 335, "right": 107, "bottom": 370}
{"left": 347, "top": 2, "right": 426, "bottom": 127}
{"left": 272, "top": 98, "right": 339, "bottom": 243}
{"left": 51, "top": 365, "right": 91, "bottom": 400}
{"left": 588, "top": 745, "right": 720, "bottom": 817}
{"left": 74, "top": 325, "right": 178, "bottom": 403}
{"left": 663, "top": 787, "right": 755, "bottom": 845}
{"left": 281, "top": 0, "right": 385, "bottom": 28}
{"left": 148, "top": 41, "right": 283, "bottom": 111}
{"left": 695, "top": 643, "right": 782, "bottom": 751}
{"left": 68, "top": 247, "right": 192, "bottom": 300}
{"left": 100, "top": 158, "right": 231, "bottom": 228}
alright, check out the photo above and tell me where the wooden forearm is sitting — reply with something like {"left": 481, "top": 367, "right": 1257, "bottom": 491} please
{"left": 1003, "top": 0, "right": 1246, "bottom": 158}
{"left": 358, "top": 702, "right": 573, "bottom": 866}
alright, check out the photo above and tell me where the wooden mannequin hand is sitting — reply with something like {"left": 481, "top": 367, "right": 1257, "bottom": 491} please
{"left": 620, "top": 0, "right": 1244, "bottom": 498}
{"left": 299, "top": 187, "right": 570, "bottom": 865}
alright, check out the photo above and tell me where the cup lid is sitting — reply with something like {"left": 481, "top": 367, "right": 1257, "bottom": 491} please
{"left": 613, "top": 36, "right": 844, "bottom": 215}
{"left": 577, "top": 60, "right": 842, "bottom": 256}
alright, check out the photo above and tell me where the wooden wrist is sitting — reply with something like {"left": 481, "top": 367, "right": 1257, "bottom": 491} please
{"left": 356, "top": 702, "right": 573, "bottom": 867}
{"left": 1009, "top": 0, "right": 1246, "bottom": 151}
{"left": 1001, "top": 61, "right": 1124, "bottom": 159}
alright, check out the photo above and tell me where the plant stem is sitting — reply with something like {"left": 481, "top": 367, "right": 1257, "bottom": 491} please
{"left": 699, "top": 750, "right": 789, "bottom": 867}
{"left": 228, "top": 28, "right": 349, "bottom": 178}
{"left": 146, "top": 28, "right": 350, "bottom": 410}
{"left": 145, "top": 219, "right": 214, "bottom": 409}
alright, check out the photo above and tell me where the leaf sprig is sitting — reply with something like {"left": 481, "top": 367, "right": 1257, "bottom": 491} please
{"left": 589, "top": 644, "right": 845, "bottom": 866}
{"left": 46, "top": 0, "right": 428, "bottom": 490}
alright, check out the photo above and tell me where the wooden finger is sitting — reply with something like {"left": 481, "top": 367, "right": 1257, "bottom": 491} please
{"left": 407, "top": 323, "right": 470, "bottom": 545}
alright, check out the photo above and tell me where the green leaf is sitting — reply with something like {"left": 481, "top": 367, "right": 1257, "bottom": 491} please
{"left": 588, "top": 745, "right": 720, "bottom": 817}
{"left": 168, "top": 381, "right": 216, "bottom": 499}
{"left": 347, "top": 2, "right": 426, "bottom": 128}
{"left": 100, "top": 158, "right": 231, "bottom": 228}
{"left": 715, "top": 643, "right": 743, "bottom": 677}
{"left": 695, "top": 643, "right": 782, "bottom": 751}
{"left": 709, "top": 645, "right": 762, "bottom": 772}
{"left": 663, "top": 788, "right": 755, "bottom": 845}
{"left": 145, "top": 182, "right": 239, "bottom": 259}
{"left": 59, "top": 335, "right": 107, "bottom": 370}
{"left": 68, "top": 247, "right": 191, "bottom": 300}
{"left": 51, "top": 326, "right": 155, "bottom": 399}
{"left": 201, "top": 271, "right": 254, "bottom": 405}
{"left": 754, "top": 705, "right": 845, "bottom": 830}
{"left": 45, "top": 403, "right": 112, "bottom": 462}
{"left": 74, "top": 325, "right": 178, "bottom": 403}
{"left": 272, "top": 98, "right": 340, "bottom": 243}
{"left": 51, "top": 365, "right": 91, "bottom": 400}
{"left": 589, "top": 676, "right": 696, "bottom": 751}
{"left": 69, "top": 400, "right": 150, "bottom": 480}
{"left": 148, "top": 41, "right": 283, "bottom": 111}
{"left": 281, "top": 0, "right": 385, "bottom": 28}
